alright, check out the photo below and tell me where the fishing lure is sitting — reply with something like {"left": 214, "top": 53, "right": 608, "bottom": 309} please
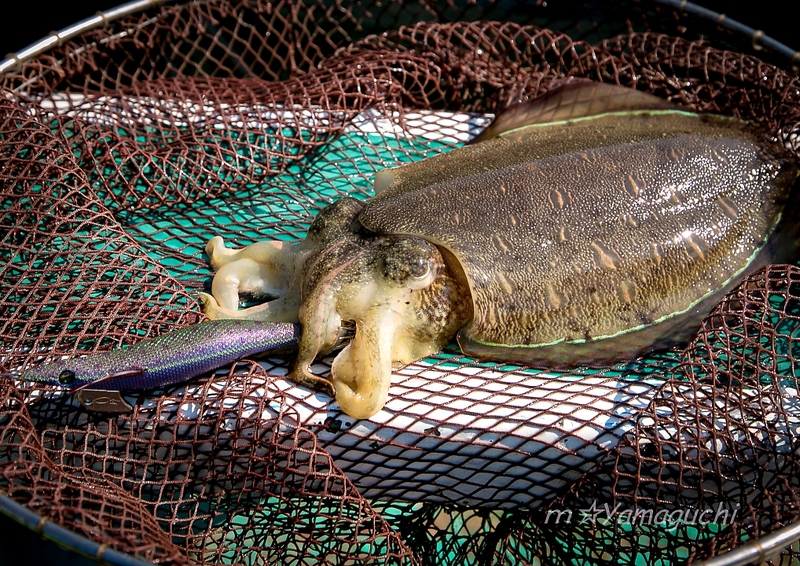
{"left": 18, "top": 320, "right": 301, "bottom": 393}
{"left": 14, "top": 82, "right": 800, "bottom": 421}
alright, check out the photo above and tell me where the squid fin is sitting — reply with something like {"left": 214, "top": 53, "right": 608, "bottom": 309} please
{"left": 472, "top": 80, "right": 678, "bottom": 143}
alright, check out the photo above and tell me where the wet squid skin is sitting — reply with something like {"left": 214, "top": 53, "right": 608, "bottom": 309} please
{"left": 203, "top": 198, "right": 473, "bottom": 415}
{"left": 201, "top": 82, "right": 800, "bottom": 419}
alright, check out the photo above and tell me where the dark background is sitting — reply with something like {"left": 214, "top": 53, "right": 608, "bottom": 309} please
{"left": 1, "top": 1, "right": 122, "bottom": 57}
{"left": 0, "top": 0, "right": 795, "bottom": 565}
{"left": 0, "top": 1, "right": 796, "bottom": 59}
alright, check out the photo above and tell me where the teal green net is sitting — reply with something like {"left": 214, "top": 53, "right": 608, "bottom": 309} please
{"left": 2, "top": 1, "right": 800, "bottom": 564}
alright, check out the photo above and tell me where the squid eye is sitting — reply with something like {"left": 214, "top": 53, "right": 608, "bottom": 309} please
{"left": 408, "top": 258, "right": 431, "bottom": 280}
{"left": 379, "top": 238, "right": 440, "bottom": 285}
{"left": 58, "top": 369, "right": 76, "bottom": 386}
{"left": 406, "top": 259, "right": 437, "bottom": 290}
{"left": 406, "top": 261, "right": 431, "bottom": 284}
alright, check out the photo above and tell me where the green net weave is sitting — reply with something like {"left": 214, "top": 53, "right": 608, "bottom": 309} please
{"left": 2, "top": 0, "right": 800, "bottom": 564}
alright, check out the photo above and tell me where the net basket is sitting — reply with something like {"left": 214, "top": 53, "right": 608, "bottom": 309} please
{"left": 2, "top": 0, "right": 800, "bottom": 564}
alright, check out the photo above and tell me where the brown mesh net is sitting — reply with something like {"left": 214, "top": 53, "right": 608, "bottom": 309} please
{"left": 2, "top": 0, "right": 800, "bottom": 563}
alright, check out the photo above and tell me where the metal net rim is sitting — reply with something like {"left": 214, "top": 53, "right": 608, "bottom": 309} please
{"left": 1, "top": 0, "right": 799, "bottom": 81}
{"left": 0, "top": 0, "right": 175, "bottom": 77}
{"left": 0, "top": 492, "right": 152, "bottom": 566}
{"left": 3, "top": 0, "right": 800, "bottom": 565}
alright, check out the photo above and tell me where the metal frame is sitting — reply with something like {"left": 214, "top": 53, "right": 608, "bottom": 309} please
{"left": 657, "top": 0, "right": 800, "bottom": 68}
{"left": 1, "top": 0, "right": 798, "bottom": 78}
{"left": 0, "top": 492, "right": 153, "bottom": 566}
{"left": 0, "top": 0, "right": 799, "bottom": 564}
{"left": 0, "top": 0, "right": 175, "bottom": 76}
{"left": 693, "top": 520, "right": 800, "bottom": 566}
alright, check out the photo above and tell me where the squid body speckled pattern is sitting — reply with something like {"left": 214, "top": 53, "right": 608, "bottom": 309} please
{"left": 199, "top": 81, "right": 800, "bottom": 419}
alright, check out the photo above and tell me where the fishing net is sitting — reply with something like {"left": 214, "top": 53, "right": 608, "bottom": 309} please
{"left": 2, "top": 0, "right": 800, "bottom": 563}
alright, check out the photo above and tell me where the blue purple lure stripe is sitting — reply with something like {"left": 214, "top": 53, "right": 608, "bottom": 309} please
{"left": 19, "top": 320, "right": 301, "bottom": 391}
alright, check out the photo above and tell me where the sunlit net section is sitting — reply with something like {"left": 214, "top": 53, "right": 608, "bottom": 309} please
{"left": 2, "top": 1, "right": 800, "bottom": 565}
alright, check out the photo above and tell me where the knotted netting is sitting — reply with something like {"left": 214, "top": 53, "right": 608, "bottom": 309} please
{"left": 2, "top": 0, "right": 800, "bottom": 563}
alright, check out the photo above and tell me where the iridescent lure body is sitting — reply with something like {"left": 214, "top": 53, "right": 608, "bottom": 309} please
{"left": 21, "top": 321, "right": 300, "bottom": 392}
